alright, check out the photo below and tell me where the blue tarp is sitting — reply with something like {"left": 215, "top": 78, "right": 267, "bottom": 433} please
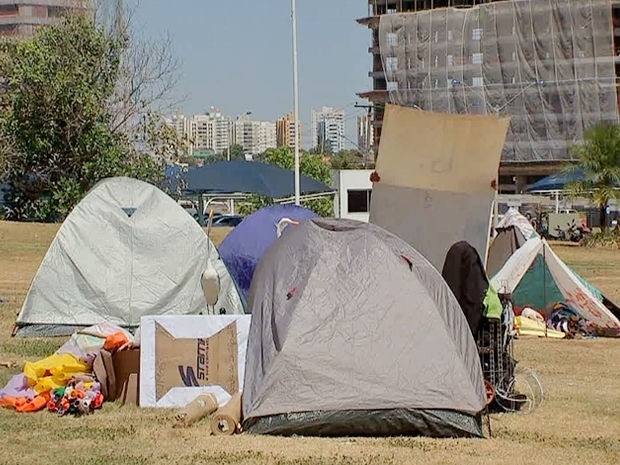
{"left": 218, "top": 204, "right": 318, "bottom": 304}
{"left": 167, "top": 160, "right": 334, "bottom": 199}
{"left": 526, "top": 169, "right": 585, "bottom": 192}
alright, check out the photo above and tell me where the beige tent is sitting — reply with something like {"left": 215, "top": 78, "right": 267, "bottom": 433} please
{"left": 369, "top": 104, "right": 509, "bottom": 271}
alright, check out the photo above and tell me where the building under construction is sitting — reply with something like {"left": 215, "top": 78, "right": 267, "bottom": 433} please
{"left": 358, "top": 0, "right": 620, "bottom": 192}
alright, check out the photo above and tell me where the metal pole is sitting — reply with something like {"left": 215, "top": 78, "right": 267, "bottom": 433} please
{"left": 494, "top": 184, "right": 500, "bottom": 230}
{"left": 292, "top": 0, "right": 301, "bottom": 205}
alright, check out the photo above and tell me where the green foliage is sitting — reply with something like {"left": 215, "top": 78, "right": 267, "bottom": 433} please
{"left": 567, "top": 123, "right": 620, "bottom": 230}
{"left": 581, "top": 230, "right": 620, "bottom": 249}
{"left": 239, "top": 146, "right": 334, "bottom": 217}
{"left": 0, "top": 16, "right": 165, "bottom": 222}
{"left": 223, "top": 144, "right": 246, "bottom": 160}
{"left": 329, "top": 149, "right": 373, "bottom": 170}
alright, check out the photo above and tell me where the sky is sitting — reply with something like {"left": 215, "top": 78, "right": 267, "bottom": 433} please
{"left": 129, "top": 0, "right": 372, "bottom": 149}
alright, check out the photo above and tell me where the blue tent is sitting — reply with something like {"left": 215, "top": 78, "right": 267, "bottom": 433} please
{"left": 526, "top": 169, "right": 585, "bottom": 192}
{"left": 218, "top": 204, "right": 318, "bottom": 305}
{"left": 182, "top": 160, "right": 334, "bottom": 198}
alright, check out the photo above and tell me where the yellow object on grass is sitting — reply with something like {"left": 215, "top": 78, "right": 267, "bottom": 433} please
{"left": 23, "top": 353, "right": 89, "bottom": 393}
{"left": 516, "top": 316, "right": 565, "bottom": 339}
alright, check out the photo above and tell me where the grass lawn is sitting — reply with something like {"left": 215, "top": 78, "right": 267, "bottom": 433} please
{"left": 0, "top": 221, "right": 619, "bottom": 465}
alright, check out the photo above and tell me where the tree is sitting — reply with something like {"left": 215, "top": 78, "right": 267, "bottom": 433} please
{"left": 238, "top": 147, "right": 334, "bottom": 217}
{"left": 96, "top": 1, "right": 181, "bottom": 139}
{"left": 329, "top": 150, "right": 369, "bottom": 170}
{"left": 567, "top": 123, "right": 620, "bottom": 230}
{"left": 222, "top": 144, "right": 246, "bottom": 160}
{"left": 0, "top": 16, "right": 165, "bottom": 221}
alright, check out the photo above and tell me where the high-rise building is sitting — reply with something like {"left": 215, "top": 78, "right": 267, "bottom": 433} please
{"left": 357, "top": 114, "right": 374, "bottom": 156}
{"left": 233, "top": 114, "right": 277, "bottom": 156}
{"left": 276, "top": 113, "right": 303, "bottom": 149}
{"left": 190, "top": 108, "right": 232, "bottom": 155}
{"left": 0, "top": 0, "right": 93, "bottom": 37}
{"left": 358, "top": 0, "right": 620, "bottom": 192}
{"left": 311, "top": 106, "right": 346, "bottom": 153}
{"left": 165, "top": 111, "right": 193, "bottom": 155}
{"left": 258, "top": 121, "right": 277, "bottom": 154}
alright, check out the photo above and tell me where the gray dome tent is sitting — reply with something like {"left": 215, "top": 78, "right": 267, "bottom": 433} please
{"left": 14, "top": 177, "right": 244, "bottom": 337}
{"left": 242, "top": 218, "right": 487, "bottom": 437}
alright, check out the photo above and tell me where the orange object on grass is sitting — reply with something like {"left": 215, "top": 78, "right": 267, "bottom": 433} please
{"left": 14, "top": 392, "right": 50, "bottom": 413}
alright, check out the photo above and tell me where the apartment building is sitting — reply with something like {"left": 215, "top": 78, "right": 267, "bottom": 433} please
{"left": 276, "top": 112, "right": 303, "bottom": 149}
{"left": 0, "top": 0, "right": 93, "bottom": 37}
{"left": 357, "top": 113, "right": 374, "bottom": 155}
{"left": 311, "top": 106, "right": 346, "bottom": 153}
{"left": 233, "top": 114, "right": 277, "bottom": 156}
{"left": 190, "top": 109, "right": 232, "bottom": 155}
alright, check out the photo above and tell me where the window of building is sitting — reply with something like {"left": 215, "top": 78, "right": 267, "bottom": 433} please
{"left": 472, "top": 28, "right": 483, "bottom": 40}
{"left": 0, "top": 4, "right": 18, "bottom": 17}
{"left": 472, "top": 76, "right": 484, "bottom": 87}
{"left": 347, "top": 190, "right": 372, "bottom": 213}
{"left": 386, "top": 81, "right": 398, "bottom": 91}
{"left": 472, "top": 53, "right": 483, "bottom": 65}
{"left": 447, "top": 54, "right": 454, "bottom": 67}
{"left": 447, "top": 30, "right": 453, "bottom": 41}
{"left": 385, "top": 57, "right": 398, "bottom": 72}
{"left": 48, "top": 6, "right": 68, "bottom": 18}
{"left": 0, "top": 24, "right": 16, "bottom": 35}
{"left": 386, "top": 32, "right": 397, "bottom": 47}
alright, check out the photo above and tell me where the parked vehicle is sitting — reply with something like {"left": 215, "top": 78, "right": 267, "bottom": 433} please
{"left": 212, "top": 215, "right": 244, "bottom": 227}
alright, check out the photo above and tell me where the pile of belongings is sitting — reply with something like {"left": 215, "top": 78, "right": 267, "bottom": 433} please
{"left": 514, "top": 303, "right": 594, "bottom": 339}
{"left": 546, "top": 302, "right": 594, "bottom": 339}
{"left": 0, "top": 323, "right": 134, "bottom": 415}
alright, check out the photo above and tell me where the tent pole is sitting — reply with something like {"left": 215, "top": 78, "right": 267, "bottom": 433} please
{"left": 291, "top": 0, "right": 301, "bottom": 206}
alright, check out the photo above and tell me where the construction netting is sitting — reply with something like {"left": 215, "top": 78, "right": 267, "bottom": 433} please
{"left": 378, "top": 0, "right": 620, "bottom": 162}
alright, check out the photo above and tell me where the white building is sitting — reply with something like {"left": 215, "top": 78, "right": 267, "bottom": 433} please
{"left": 332, "top": 169, "right": 374, "bottom": 222}
{"left": 311, "top": 106, "right": 345, "bottom": 153}
{"left": 258, "top": 121, "right": 277, "bottom": 154}
{"left": 191, "top": 107, "right": 232, "bottom": 153}
{"left": 233, "top": 114, "right": 277, "bottom": 156}
{"left": 357, "top": 114, "right": 374, "bottom": 155}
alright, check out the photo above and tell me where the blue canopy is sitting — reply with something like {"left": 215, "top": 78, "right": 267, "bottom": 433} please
{"left": 218, "top": 204, "right": 318, "bottom": 304}
{"left": 177, "top": 160, "right": 334, "bottom": 199}
{"left": 526, "top": 168, "right": 585, "bottom": 192}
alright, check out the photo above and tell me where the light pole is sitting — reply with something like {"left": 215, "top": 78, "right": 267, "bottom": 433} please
{"left": 291, "top": 0, "right": 301, "bottom": 205}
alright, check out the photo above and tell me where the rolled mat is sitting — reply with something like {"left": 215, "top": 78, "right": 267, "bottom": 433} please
{"left": 210, "top": 392, "right": 242, "bottom": 436}
{"left": 175, "top": 393, "right": 218, "bottom": 427}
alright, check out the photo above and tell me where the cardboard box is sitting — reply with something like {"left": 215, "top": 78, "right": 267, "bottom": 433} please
{"left": 139, "top": 315, "right": 251, "bottom": 408}
{"left": 113, "top": 349, "right": 140, "bottom": 406}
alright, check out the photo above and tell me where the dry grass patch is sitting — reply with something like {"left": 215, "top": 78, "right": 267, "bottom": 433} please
{"left": 0, "top": 222, "right": 619, "bottom": 465}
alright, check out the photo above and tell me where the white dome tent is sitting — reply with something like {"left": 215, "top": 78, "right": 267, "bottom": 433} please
{"left": 14, "top": 177, "right": 244, "bottom": 337}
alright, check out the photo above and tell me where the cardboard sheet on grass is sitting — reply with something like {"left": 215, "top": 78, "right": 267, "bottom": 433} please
{"left": 140, "top": 315, "right": 251, "bottom": 408}
{"left": 369, "top": 104, "right": 509, "bottom": 271}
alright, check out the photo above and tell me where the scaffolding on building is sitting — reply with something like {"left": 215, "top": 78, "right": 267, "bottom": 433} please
{"left": 376, "top": 0, "right": 620, "bottom": 162}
